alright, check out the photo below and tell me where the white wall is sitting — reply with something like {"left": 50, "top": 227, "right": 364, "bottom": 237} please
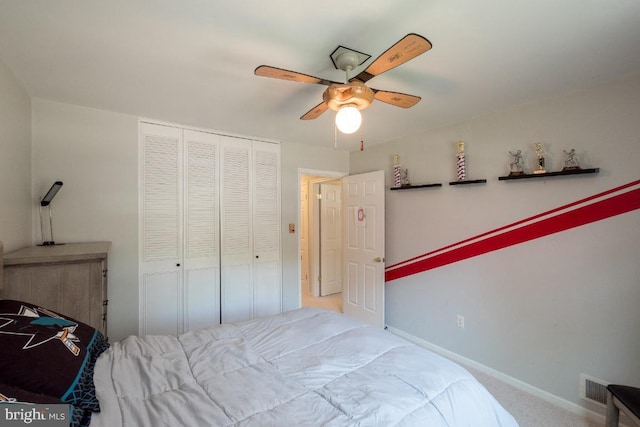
{"left": 0, "top": 59, "right": 31, "bottom": 252}
{"left": 31, "top": 99, "right": 139, "bottom": 341}
{"left": 350, "top": 73, "right": 640, "bottom": 413}
{"left": 29, "top": 99, "right": 349, "bottom": 340}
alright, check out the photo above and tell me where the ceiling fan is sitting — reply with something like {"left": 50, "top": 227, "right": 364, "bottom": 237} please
{"left": 254, "top": 33, "right": 432, "bottom": 134}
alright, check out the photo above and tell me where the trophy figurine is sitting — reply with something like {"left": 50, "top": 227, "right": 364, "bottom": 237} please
{"left": 393, "top": 154, "right": 402, "bottom": 187}
{"left": 393, "top": 154, "right": 410, "bottom": 187}
{"left": 562, "top": 148, "right": 581, "bottom": 170}
{"left": 508, "top": 150, "right": 525, "bottom": 176}
{"left": 400, "top": 168, "right": 411, "bottom": 187}
{"left": 456, "top": 141, "right": 466, "bottom": 181}
{"left": 534, "top": 142, "right": 547, "bottom": 174}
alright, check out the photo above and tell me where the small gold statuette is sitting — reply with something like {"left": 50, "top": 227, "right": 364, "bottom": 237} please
{"left": 562, "top": 148, "right": 581, "bottom": 171}
{"left": 508, "top": 149, "right": 525, "bottom": 176}
{"left": 534, "top": 142, "right": 547, "bottom": 174}
{"left": 456, "top": 141, "right": 466, "bottom": 181}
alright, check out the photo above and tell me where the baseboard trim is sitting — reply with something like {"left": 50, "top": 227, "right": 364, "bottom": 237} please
{"left": 386, "top": 325, "right": 605, "bottom": 425}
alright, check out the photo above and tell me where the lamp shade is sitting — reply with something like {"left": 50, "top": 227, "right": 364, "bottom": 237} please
{"left": 335, "top": 105, "right": 362, "bottom": 134}
{"left": 40, "top": 181, "right": 63, "bottom": 206}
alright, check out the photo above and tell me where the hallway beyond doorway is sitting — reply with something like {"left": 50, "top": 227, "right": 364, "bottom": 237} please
{"left": 302, "top": 292, "right": 342, "bottom": 313}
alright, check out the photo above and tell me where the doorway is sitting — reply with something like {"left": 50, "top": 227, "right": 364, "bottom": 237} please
{"left": 298, "top": 169, "right": 386, "bottom": 327}
{"left": 299, "top": 171, "right": 346, "bottom": 313}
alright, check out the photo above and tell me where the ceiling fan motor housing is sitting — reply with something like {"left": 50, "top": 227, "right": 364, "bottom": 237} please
{"left": 323, "top": 81, "right": 375, "bottom": 112}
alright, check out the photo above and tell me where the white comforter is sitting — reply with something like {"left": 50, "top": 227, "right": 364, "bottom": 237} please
{"left": 91, "top": 308, "right": 518, "bottom": 426}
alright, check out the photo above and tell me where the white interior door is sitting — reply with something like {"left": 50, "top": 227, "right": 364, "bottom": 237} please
{"left": 139, "top": 123, "right": 183, "bottom": 336}
{"left": 319, "top": 181, "right": 342, "bottom": 296}
{"left": 220, "top": 137, "right": 253, "bottom": 323}
{"left": 342, "top": 170, "right": 385, "bottom": 328}
{"left": 221, "top": 138, "right": 281, "bottom": 323}
{"left": 183, "top": 129, "right": 221, "bottom": 331}
{"left": 252, "top": 141, "right": 281, "bottom": 319}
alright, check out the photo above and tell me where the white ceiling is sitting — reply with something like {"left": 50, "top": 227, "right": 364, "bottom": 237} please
{"left": 1, "top": 1, "right": 639, "bottom": 152}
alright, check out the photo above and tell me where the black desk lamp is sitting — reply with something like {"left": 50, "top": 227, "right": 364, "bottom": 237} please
{"left": 39, "top": 181, "right": 63, "bottom": 246}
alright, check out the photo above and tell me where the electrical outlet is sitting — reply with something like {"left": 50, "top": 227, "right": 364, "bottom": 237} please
{"left": 456, "top": 315, "right": 465, "bottom": 328}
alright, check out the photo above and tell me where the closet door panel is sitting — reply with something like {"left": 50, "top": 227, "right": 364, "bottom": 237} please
{"left": 254, "top": 261, "right": 280, "bottom": 318}
{"left": 140, "top": 123, "right": 282, "bottom": 329}
{"left": 184, "top": 267, "right": 219, "bottom": 331}
{"left": 220, "top": 138, "right": 253, "bottom": 323}
{"left": 140, "top": 123, "right": 183, "bottom": 335}
{"left": 142, "top": 271, "right": 180, "bottom": 336}
{"left": 141, "top": 124, "right": 182, "bottom": 263}
{"left": 253, "top": 143, "right": 280, "bottom": 262}
{"left": 221, "top": 265, "right": 252, "bottom": 323}
{"left": 183, "top": 130, "right": 221, "bottom": 330}
{"left": 253, "top": 141, "right": 281, "bottom": 316}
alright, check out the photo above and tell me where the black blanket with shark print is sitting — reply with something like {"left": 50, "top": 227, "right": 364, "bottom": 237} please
{"left": 0, "top": 299, "right": 109, "bottom": 414}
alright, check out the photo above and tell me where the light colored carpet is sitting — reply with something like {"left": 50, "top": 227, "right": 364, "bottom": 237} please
{"left": 466, "top": 367, "right": 602, "bottom": 427}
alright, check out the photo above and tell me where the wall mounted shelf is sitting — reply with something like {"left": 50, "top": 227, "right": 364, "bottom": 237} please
{"left": 390, "top": 183, "right": 442, "bottom": 190}
{"left": 498, "top": 168, "right": 599, "bottom": 181}
{"left": 449, "top": 179, "right": 487, "bottom": 186}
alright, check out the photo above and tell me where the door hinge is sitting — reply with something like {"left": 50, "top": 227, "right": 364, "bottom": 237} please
{"left": 317, "top": 275, "right": 321, "bottom": 284}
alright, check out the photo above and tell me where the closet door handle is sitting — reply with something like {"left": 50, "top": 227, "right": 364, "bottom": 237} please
{"left": 255, "top": 255, "right": 259, "bottom": 259}
{"left": 176, "top": 263, "right": 181, "bottom": 267}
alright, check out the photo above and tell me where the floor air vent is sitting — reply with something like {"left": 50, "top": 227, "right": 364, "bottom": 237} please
{"left": 580, "top": 374, "right": 609, "bottom": 406}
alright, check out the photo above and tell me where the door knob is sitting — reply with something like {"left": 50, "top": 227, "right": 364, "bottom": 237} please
{"left": 374, "top": 257, "right": 385, "bottom": 263}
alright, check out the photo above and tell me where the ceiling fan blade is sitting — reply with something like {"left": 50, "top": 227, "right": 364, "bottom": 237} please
{"left": 300, "top": 102, "right": 329, "bottom": 120}
{"left": 351, "top": 33, "right": 432, "bottom": 83}
{"left": 255, "top": 65, "right": 337, "bottom": 86}
{"left": 372, "top": 89, "right": 421, "bottom": 108}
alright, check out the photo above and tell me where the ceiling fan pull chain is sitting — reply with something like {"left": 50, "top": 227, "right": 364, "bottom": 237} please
{"left": 360, "top": 129, "right": 364, "bottom": 151}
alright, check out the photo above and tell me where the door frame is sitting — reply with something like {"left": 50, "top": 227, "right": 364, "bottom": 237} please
{"left": 297, "top": 169, "right": 348, "bottom": 307}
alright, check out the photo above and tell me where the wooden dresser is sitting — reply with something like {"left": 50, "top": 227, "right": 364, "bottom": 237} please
{"left": 1, "top": 242, "right": 110, "bottom": 338}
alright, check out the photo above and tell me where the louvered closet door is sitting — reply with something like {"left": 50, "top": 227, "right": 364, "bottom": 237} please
{"left": 183, "top": 129, "right": 221, "bottom": 331}
{"left": 220, "top": 137, "right": 253, "bottom": 323}
{"left": 252, "top": 141, "right": 281, "bottom": 318}
{"left": 140, "top": 123, "right": 183, "bottom": 336}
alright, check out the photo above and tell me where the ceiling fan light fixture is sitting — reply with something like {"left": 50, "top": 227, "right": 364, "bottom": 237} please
{"left": 335, "top": 104, "right": 362, "bottom": 134}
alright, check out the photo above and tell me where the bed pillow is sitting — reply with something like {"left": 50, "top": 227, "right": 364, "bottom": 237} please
{"left": 0, "top": 299, "right": 109, "bottom": 412}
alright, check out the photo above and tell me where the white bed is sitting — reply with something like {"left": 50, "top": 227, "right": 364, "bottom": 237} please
{"left": 0, "top": 243, "right": 516, "bottom": 426}
{"left": 90, "top": 308, "right": 518, "bottom": 426}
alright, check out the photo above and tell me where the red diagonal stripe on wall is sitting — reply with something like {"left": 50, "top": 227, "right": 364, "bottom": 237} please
{"left": 385, "top": 182, "right": 640, "bottom": 282}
